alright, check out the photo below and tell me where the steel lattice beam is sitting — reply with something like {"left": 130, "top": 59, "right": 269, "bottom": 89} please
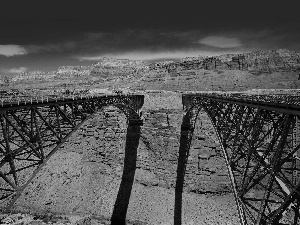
{"left": 180, "top": 93, "right": 300, "bottom": 225}
{"left": 0, "top": 95, "right": 144, "bottom": 210}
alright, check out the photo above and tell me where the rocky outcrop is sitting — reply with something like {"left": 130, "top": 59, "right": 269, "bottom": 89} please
{"left": 90, "top": 58, "right": 149, "bottom": 78}
{"left": 149, "top": 61, "right": 174, "bottom": 71}
{"left": 9, "top": 49, "right": 300, "bottom": 87}
{"left": 57, "top": 66, "right": 90, "bottom": 77}
{"left": 0, "top": 76, "right": 8, "bottom": 86}
{"left": 11, "top": 71, "right": 57, "bottom": 82}
{"left": 10, "top": 58, "right": 150, "bottom": 84}
{"left": 176, "top": 49, "right": 300, "bottom": 75}
{"left": 244, "top": 49, "right": 300, "bottom": 74}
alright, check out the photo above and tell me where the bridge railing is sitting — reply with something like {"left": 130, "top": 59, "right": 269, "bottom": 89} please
{"left": 186, "top": 93, "right": 300, "bottom": 116}
{"left": 194, "top": 93, "right": 300, "bottom": 106}
{"left": 0, "top": 93, "right": 138, "bottom": 107}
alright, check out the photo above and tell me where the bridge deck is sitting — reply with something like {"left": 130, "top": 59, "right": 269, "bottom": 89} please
{"left": 0, "top": 94, "right": 144, "bottom": 109}
{"left": 183, "top": 93, "right": 300, "bottom": 116}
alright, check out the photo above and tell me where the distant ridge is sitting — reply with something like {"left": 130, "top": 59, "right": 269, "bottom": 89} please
{"left": 2, "top": 49, "right": 300, "bottom": 85}
{"left": 176, "top": 49, "right": 300, "bottom": 75}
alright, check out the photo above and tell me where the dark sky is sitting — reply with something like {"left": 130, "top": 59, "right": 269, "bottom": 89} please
{"left": 1, "top": 0, "right": 300, "bottom": 75}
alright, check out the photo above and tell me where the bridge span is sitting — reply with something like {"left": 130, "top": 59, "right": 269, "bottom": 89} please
{"left": 178, "top": 93, "right": 300, "bottom": 225}
{"left": 0, "top": 94, "right": 144, "bottom": 210}
{"left": 0, "top": 93, "right": 300, "bottom": 225}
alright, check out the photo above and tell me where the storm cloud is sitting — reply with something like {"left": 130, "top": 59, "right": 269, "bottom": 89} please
{"left": 0, "top": 0, "right": 299, "bottom": 72}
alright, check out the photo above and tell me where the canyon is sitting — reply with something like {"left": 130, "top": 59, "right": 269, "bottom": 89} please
{"left": 1, "top": 49, "right": 300, "bottom": 224}
{"left": 4, "top": 93, "right": 240, "bottom": 225}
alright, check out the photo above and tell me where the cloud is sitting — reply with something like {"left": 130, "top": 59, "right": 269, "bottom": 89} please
{"left": 25, "top": 41, "right": 77, "bottom": 53}
{"left": 198, "top": 36, "right": 243, "bottom": 48}
{"left": 83, "top": 32, "right": 105, "bottom": 40}
{"left": 0, "top": 45, "right": 27, "bottom": 56}
{"left": 77, "top": 51, "right": 200, "bottom": 61}
{"left": 20, "top": 30, "right": 248, "bottom": 59}
{"left": 8, "top": 67, "right": 27, "bottom": 74}
{"left": 76, "top": 49, "right": 245, "bottom": 62}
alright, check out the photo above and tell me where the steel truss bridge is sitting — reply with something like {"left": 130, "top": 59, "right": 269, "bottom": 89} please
{"left": 177, "top": 93, "right": 300, "bottom": 225}
{"left": 0, "top": 95, "right": 144, "bottom": 209}
{"left": 0, "top": 93, "right": 300, "bottom": 225}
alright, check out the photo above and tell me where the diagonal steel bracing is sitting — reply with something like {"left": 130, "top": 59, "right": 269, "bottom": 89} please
{"left": 0, "top": 94, "right": 144, "bottom": 210}
{"left": 181, "top": 93, "right": 300, "bottom": 225}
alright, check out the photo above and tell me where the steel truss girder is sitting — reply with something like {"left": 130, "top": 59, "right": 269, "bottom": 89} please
{"left": 182, "top": 94, "right": 300, "bottom": 225}
{"left": 0, "top": 95, "right": 144, "bottom": 209}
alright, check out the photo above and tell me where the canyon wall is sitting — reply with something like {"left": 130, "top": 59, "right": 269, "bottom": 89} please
{"left": 177, "top": 49, "right": 300, "bottom": 75}
{"left": 7, "top": 49, "right": 300, "bottom": 90}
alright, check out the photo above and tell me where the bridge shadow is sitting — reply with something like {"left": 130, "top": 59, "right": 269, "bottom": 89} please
{"left": 174, "top": 112, "right": 195, "bottom": 225}
{"left": 111, "top": 123, "right": 141, "bottom": 225}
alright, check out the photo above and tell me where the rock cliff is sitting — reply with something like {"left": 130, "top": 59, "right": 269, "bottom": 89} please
{"left": 57, "top": 66, "right": 90, "bottom": 77}
{"left": 175, "top": 49, "right": 300, "bottom": 75}
{"left": 56, "top": 58, "right": 150, "bottom": 79}
{"left": 9, "top": 58, "right": 150, "bottom": 84}
{"left": 90, "top": 58, "right": 150, "bottom": 79}
{"left": 9, "top": 49, "right": 300, "bottom": 87}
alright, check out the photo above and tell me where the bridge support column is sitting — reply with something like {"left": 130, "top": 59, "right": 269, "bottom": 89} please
{"left": 174, "top": 110, "right": 195, "bottom": 225}
{"left": 292, "top": 116, "right": 300, "bottom": 186}
{"left": 111, "top": 119, "right": 142, "bottom": 225}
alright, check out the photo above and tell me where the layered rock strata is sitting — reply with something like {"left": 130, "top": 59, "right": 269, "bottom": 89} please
{"left": 176, "top": 49, "right": 300, "bottom": 75}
